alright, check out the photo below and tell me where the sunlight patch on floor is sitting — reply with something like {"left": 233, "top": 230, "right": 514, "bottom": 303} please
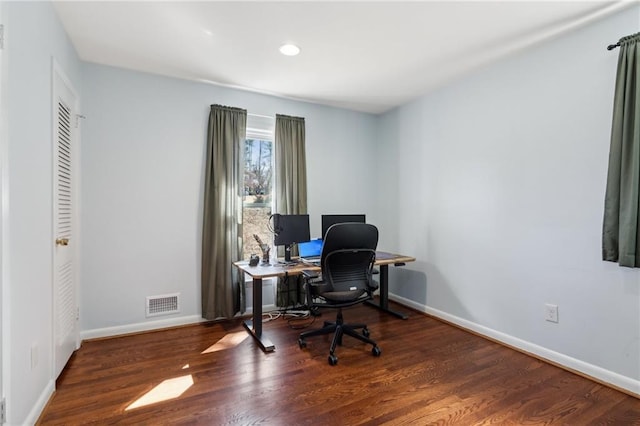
{"left": 201, "top": 331, "right": 249, "bottom": 353}
{"left": 125, "top": 375, "right": 194, "bottom": 411}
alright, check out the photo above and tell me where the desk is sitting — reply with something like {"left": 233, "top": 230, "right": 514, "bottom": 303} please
{"left": 233, "top": 251, "right": 415, "bottom": 352}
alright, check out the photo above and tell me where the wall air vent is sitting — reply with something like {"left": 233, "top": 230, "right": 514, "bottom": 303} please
{"left": 146, "top": 293, "right": 180, "bottom": 317}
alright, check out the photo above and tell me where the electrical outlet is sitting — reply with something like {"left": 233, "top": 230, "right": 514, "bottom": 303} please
{"left": 545, "top": 303, "right": 559, "bottom": 323}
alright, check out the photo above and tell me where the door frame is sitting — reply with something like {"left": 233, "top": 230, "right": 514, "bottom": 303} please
{"left": 51, "top": 59, "right": 81, "bottom": 379}
{"left": 0, "top": 1, "right": 6, "bottom": 415}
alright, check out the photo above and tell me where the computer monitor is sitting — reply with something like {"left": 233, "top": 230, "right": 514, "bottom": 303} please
{"left": 272, "top": 214, "right": 310, "bottom": 262}
{"left": 321, "top": 214, "right": 366, "bottom": 240}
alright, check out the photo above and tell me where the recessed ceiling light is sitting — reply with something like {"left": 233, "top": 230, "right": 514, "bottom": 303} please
{"left": 279, "top": 44, "right": 300, "bottom": 56}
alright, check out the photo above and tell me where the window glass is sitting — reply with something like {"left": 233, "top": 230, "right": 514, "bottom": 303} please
{"left": 242, "top": 115, "right": 274, "bottom": 260}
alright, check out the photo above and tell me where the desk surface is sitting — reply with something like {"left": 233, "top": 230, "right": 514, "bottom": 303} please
{"left": 234, "top": 250, "right": 415, "bottom": 353}
{"left": 234, "top": 251, "right": 416, "bottom": 278}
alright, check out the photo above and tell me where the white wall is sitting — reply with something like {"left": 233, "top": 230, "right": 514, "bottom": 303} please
{"left": 378, "top": 6, "right": 640, "bottom": 394}
{"left": 79, "top": 64, "right": 378, "bottom": 335}
{"left": 5, "top": 2, "right": 83, "bottom": 424}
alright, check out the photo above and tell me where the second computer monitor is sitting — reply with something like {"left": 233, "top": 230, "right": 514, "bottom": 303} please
{"left": 321, "top": 214, "right": 366, "bottom": 239}
{"left": 273, "top": 214, "right": 311, "bottom": 262}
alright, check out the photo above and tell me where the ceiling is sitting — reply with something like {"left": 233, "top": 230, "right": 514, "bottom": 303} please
{"left": 52, "top": 1, "right": 630, "bottom": 114}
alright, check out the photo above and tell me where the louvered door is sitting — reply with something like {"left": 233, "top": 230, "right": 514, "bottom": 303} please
{"left": 53, "top": 65, "right": 79, "bottom": 378}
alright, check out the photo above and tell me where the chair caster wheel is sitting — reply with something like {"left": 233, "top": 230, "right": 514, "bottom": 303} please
{"left": 298, "top": 338, "right": 306, "bottom": 349}
{"left": 362, "top": 328, "right": 370, "bottom": 338}
{"left": 372, "top": 346, "right": 382, "bottom": 357}
{"left": 328, "top": 354, "right": 338, "bottom": 365}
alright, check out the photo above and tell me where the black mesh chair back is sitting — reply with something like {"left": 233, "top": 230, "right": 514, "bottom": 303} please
{"left": 317, "top": 223, "right": 378, "bottom": 304}
{"left": 298, "top": 222, "right": 382, "bottom": 365}
{"left": 321, "top": 222, "right": 378, "bottom": 255}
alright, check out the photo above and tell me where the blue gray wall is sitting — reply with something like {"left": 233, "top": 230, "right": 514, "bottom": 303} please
{"left": 79, "top": 64, "right": 378, "bottom": 333}
{"left": 377, "top": 5, "right": 640, "bottom": 393}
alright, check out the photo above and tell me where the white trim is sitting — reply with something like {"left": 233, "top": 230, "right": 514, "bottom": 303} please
{"left": 80, "top": 315, "right": 206, "bottom": 341}
{"left": 388, "top": 293, "right": 640, "bottom": 397}
{"left": 246, "top": 115, "right": 274, "bottom": 141}
{"left": 0, "top": 1, "right": 8, "bottom": 419}
{"left": 24, "top": 379, "right": 54, "bottom": 426}
{"left": 247, "top": 113, "right": 274, "bottom": 120}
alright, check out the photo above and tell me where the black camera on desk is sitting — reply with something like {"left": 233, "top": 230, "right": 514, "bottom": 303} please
{"left": 249, "top": 254, "right": 260, "bottom": 266}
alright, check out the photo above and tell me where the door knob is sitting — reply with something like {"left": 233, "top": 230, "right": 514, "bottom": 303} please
{"left": 56, "top": 238, "right": 69, "bottom": 246}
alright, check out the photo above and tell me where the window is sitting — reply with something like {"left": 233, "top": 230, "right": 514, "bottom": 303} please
{"left": 242, "top": 114, "right": 274, "bottom": 260}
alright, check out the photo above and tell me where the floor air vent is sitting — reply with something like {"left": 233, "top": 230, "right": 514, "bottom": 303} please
{"left": 146, "top": 293, "right": 180, "bottom": 317}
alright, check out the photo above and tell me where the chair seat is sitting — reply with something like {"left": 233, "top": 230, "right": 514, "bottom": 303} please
{"left": 320, "top": 289, "right": 366, "bottom": 303}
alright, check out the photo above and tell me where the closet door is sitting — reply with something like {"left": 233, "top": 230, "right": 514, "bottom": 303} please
{"left": 52, "top": 63, "right": 79, "bottom": 378}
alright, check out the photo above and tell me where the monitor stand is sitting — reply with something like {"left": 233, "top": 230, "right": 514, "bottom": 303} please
{"left": 280, "top": 244, "right": 300, "bottom": 265}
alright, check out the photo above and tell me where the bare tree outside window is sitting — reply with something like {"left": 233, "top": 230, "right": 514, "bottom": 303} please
{"left": 243, "top": 138, "right": 273, "bottom": 260}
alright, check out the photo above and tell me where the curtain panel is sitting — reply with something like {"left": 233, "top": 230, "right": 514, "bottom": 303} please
{"left": 603, "top": 33, "right": 640, "bottom": 267}
{"left": 275, "top": 114, "right": 308, "bottom": 214}
{"left": 202, "top": 104, "right": 247, "bottom": 319}
{"left": 274, "top": 114, "right": 308, "bottom": 306}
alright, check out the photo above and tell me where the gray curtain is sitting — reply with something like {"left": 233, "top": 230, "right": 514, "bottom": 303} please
{"left": 274, "top": 114, "right": 307, "bottom": 306}
{"left": 202, "top": 105, "right": 247, "bottom": 319}
{"left": 603, "top": 33, "right": 640, "bottom": 267}
{"left": 275, "top": 114, "right": 308, "bottom": 214}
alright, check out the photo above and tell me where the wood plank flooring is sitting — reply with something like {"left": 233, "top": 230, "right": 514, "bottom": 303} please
{"left": 38, "top": 302, "right": 640, "bottom": 425}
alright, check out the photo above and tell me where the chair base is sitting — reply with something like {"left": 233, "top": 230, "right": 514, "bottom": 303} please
{"left": 298, "top": 309, "right": 381, "bottom": 365}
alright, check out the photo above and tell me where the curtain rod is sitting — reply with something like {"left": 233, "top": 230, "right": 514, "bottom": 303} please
{"left": 607, "top": 42, "right": 620, "bottom": 51}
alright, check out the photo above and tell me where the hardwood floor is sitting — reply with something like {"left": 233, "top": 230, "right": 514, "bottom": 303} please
{"left": 39, "top": 302, "right": 640, "bottom": 425}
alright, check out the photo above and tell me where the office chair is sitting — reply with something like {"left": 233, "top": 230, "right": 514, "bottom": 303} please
{"left": 298, "top": 222, "right": 382, "bottom": 365}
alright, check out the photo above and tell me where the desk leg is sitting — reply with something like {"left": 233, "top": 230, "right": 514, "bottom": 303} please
{"left": 243, "top": 276, "right": 275, "bottom": 352}
{"left": 366, "top": 264, "right": 408, "bottom": 320}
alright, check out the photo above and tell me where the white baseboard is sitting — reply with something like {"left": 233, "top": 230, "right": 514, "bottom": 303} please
{"left": 80, "top": 305, "right": 284, "bottom": 341}
{"left": 389, "top": 293, "right": 640, "bottom": 398}
{"left": 80, "top": 315, "right": 205, "bottom": 341}
{"left": 23, "top": 379, "right": 54, "bottom": 426}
